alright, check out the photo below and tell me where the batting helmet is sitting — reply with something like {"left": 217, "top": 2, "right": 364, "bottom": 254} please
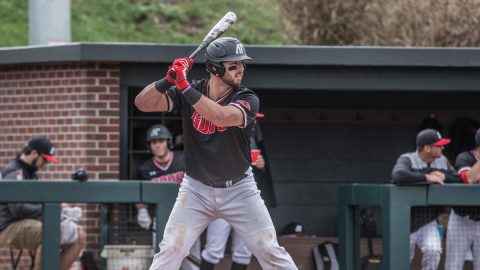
{"left": 146, "top": 124, "right": 173, "bottom": 149}
{"left": 205, "top": 37, "right": 252, "bottom": 77}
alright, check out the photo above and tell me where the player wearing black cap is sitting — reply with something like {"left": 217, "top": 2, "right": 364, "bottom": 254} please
{"left": 135, "top": 37, "right": 297, "bottom": 269}
{"left": 1, "top": 136, "right": 58, "bottom": 181}
{"left": 0, "top": 136, "right": 85, "bottom": 270}
{"left": 391, "top": 129, "right": 461, "bottom": 269}
{"left": 445, "top": 128, "right": 480, "bottom": 268}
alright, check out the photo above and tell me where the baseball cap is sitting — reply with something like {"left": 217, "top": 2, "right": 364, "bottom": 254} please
{"left": 282, "top": 222, "right": 306, "bottom": 237}
{"left": 476, "top": 129, "right": 480, "bottom": 146}
{"left": 416, "top": 129, "right": 451, "bottom": 147}
{"left": 28, "top": 136, "right": 58, "bottom": 163}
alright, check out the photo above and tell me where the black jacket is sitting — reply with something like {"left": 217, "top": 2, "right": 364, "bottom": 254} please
{"left": 0, "top": 157, "right": 42, "bottom": 231}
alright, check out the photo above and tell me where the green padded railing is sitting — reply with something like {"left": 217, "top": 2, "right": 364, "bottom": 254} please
{"left": 0, "top": 180, "right": 179, "bottom": 270}
{"left": 338, "top": 184, "right": 480, "bottom": 270}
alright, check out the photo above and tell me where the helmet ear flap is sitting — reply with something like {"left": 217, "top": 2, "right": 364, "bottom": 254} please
{"left": 206, "top": 60, "right": 225, "bottom": 77}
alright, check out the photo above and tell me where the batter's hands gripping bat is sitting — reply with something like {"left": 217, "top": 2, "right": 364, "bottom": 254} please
{"left": 188, "top": 11, "right": 237, "bottom": 59}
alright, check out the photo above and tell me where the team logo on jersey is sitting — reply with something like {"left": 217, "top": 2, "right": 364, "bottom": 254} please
{"left": 235, "top": 99, "right": 251, "bottom": 111}
{"left": 191, "top": 111, "right": 227, "bottom": 134}
{"left": 236, "top": 44, "right": 245, "bottom": 55}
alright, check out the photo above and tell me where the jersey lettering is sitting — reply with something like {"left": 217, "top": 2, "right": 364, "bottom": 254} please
{"left": 191, "top": 111, "right": 227, "bottom": 134}
{"left": 151, "top": 171, "right": 184, "bottom": 183}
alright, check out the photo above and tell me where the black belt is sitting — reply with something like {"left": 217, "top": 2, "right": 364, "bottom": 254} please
{"left": 207, "top": 174, "right": 247, "bottom": 188}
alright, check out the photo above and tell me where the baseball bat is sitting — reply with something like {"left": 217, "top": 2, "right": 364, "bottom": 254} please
{"left": 188, "top": 11, "right": 237, "bottom": 59}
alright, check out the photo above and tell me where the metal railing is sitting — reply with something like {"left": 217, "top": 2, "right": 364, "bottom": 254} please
{"left": 338, "top": 184, "right": 480, "bottom": 270}
{"left": 0, "top": 180, "right": 179, "bottom": 270}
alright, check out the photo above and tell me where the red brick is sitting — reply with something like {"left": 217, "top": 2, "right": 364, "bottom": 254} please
{"left": 0, "top": 61, "right": 120, "bottom": 261}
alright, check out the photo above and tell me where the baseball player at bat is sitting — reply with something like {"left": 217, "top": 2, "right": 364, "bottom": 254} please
{"left": 200, "top": 119, "right": 266, "bottom": 270}
{"left": 135, "top": 37, "right": 297, "bottom": 269}
{"left": 391, "top": 129, "right": 461, "bottom": 269}
{"left": 445, "top": 128, "right": 480, "bottom": 269}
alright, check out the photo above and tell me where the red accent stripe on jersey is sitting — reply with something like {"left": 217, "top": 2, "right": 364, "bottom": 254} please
{"left": 229, "top": 103, "right": 247, "bottom": 128}
{"left": 165, "top": 92, "right": 173, "bottom": 112}
{"left": 205, "top": 80, "right": 233, "bottom": 104}
{"left": 152, "top": 152, "right": 173, "bottom": 171}
{"left": 216, "top": 88, "right": 233, "bottom": 104}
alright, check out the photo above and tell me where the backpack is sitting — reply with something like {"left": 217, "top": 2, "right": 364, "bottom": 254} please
{"left": 313, "top": 241, "right": 339, "bottom": 270}
{"left": 80, "top": 251, "right": 99, "bottom": 270}
{"left": 360, "top": 208, "right": 383, "bottom": 270}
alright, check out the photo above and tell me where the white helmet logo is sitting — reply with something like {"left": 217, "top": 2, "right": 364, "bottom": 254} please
{"left": 151, "top": 128, "right": 161, "bottom": 137}
{"left": 236, "top": 44, "right": 245, "bottom": 55}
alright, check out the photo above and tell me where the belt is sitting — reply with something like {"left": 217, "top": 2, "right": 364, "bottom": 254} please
{"left": 207, "top": 174, "right": 247, "bottom": 188}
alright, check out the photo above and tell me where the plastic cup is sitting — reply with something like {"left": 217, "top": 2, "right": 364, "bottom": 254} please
{"left": 251, "top": 149, "right": 261, "bottom": 164}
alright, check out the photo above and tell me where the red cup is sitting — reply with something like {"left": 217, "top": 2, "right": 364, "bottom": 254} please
{"left": 251, "top": 149, "right": 261, "bottom": 164}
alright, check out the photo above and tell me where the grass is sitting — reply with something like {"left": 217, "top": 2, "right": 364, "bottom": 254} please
{"left": 0, "top": 0, "right": 287, "bottom": 47}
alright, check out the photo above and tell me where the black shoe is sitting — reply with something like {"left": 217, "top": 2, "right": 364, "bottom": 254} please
{"left": 200, "top": 260, "right": 216, "bottom": 270}
{"left": 231, "top": 262, "right": 248, "bottom": 270}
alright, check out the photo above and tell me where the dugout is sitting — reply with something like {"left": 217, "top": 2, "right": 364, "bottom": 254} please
{"left": 1, "top": 43, "right": 480, "bottom": 252}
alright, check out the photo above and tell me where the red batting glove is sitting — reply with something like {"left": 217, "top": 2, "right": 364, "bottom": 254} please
{"left": 173, "top": 64, "right": 190, "bottom": 91}
{"left": 172, "top": 57, "right": 194, "bottom": 73}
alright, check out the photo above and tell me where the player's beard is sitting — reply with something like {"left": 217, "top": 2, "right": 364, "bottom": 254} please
{"left": 221, "top": 72, "right": 242, "bottom": 87}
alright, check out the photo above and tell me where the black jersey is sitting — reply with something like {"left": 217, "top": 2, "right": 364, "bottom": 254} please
{"left": 137, "top": 151, "right": 185, "bottom": 184}
{"left": 1, "top": 156, "right": 39, "bottom": 180}
{"left": 166, "top": 79, "right": 259, "bottom": 185}
{"left": 454, "top": 151, "right": 480, "bottom": 219}
{"left": 455, "top": 151, "right": 477, "bottom": 175}
{"left": 0, "top": 157, "right": 42, "bottom": 231}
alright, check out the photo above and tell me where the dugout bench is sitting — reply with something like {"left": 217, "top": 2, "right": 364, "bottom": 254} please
{"left": 339, "top": 184, "right": 480, "bottom": 270}
{"left": 0, "top": 180, "right": 178, "bottom": 270}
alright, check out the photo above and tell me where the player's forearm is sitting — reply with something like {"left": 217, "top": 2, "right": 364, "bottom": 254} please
{"left": 391, "top": 170, "right": 426, "bottom": 184}
{"left": 466, "top": 161, "right": 480, "bottom": 184}
{"left": 135, "top": 82, "right": 169, "bottom": 112}
{"left": 192, "top": 96, "right": 243, "bottom": 127}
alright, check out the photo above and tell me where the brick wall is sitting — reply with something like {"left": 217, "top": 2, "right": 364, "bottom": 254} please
{"left": 0, "top": 62, "right": 120, "bottom": 269}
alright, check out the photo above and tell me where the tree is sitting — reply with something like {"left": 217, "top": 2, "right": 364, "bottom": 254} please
{"left": 280, "top": 0, "right": 480, "bottom": 46}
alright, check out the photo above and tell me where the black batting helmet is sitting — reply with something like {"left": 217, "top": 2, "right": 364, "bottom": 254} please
{"left": 205, "top": 37, "right": 252, "bottom": 77}
{"left": 146, "top": 124, "right": 172, "bottom": 143}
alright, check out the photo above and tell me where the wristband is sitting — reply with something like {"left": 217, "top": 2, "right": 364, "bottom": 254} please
{"left": 181, "top": 86, "right": 202, "bottom": 105}
{"left": 154, "top": 78, "right": 173, "bottom": 94}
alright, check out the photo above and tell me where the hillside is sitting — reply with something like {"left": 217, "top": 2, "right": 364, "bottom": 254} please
{"left": 0, "top": 0, "right": 288, "bottom": 47}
